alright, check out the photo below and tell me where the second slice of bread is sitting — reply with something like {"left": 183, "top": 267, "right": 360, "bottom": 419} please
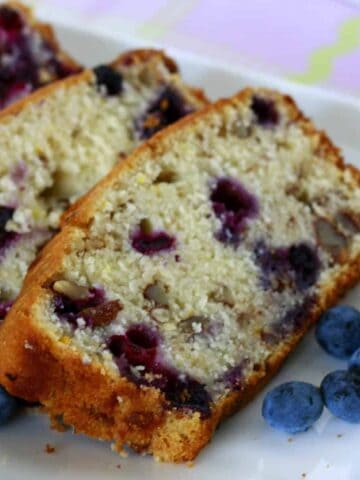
{"left": 0, "top": 48, "right": 207, "bottom": 311}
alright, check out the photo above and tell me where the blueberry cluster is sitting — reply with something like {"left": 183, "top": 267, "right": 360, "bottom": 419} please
{"left": 0, "top": 5, "right": 80, "bottom": 109}
{"left": 210, "top": 177, "right": 258, "bottom": 246}
{"left": 262, "top": 305, "right": 360, "bottom": 433}
{"left": 108, "top": 324, "right": 211, "bottom": 416}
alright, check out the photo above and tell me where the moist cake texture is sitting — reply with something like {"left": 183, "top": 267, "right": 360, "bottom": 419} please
{"left": 0, "top": 88, "right": 359, "bottom": 462}
{"left": 0, "top": 49, "right": 206, "bottom": 316}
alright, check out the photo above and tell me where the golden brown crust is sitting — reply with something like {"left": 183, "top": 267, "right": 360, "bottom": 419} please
{"left": 112, "top": 49, "right": 209, "bottom": 108}
{"left": 0, "top": 46, "right": 207, "bottom": 123}
{"left": 0, "top": 88, "right": 359, "bottom": 463}
{"left": 112, "top": 48, "right": 179, "bottom": 74}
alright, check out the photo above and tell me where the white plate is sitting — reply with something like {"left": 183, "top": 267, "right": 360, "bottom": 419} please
{"left": 1, "top": 23, "right": 359, "bottom": 480}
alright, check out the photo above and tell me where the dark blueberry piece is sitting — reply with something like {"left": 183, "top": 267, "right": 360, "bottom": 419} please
{"left": 255, "top": 241, "right": 319, "bottom": 291}
{"left": 108, "top": 324, "right": 159, "bottom": 370}
{"left": 262, "top": 297, "right": 315, "bottom": 344}
{"left": 2, "top": 81, "right": 31, "bottom": 108}
{"left": 0, "top": 206, "right": 14, "bottom": 232}
{"left": 164, "top": 376, "right": 211, "bottom": 417}
{"left": 210, "top": 177, "right": 258, "bottom": 246}
{"left": 0, "top": 300, "right": 13, "bottom": 320}
{"left": 123, "top": 324, "right": 159, "bottom": 367}
{"left": 0, "top": 6, "right": 24, "bottom": 34}
{"left": 0, "top": 385, "right": 20, "bottom": 426}
{"left": 288, "top": 243, "right": 320, "bottom": 289}
{"left": 254, "top": 241, "right": 290, "bottom": 289}
{"left": 94, "top": 65, "right": 123, "bottom": 96}
{"left": 137, "top": 86, "right": 193, "bottom": 140}
{"left": 223, "top": 363, "right": 247, "bottom": 390}
{"left": 0, "top": 6, "right": 79, "bottom": 110}
{"left": 279, "top": 298, "right": 314, "bottom": 336}
{"left": 316, "top": 305, "right": 360, "bottom": 359}
{"left": 349, "top": 348, "right": 360, "bottom": 374}
{"left": 108, "top": 327, "right": 211, "bottom": 416}
{"left": 321, "top": 370, "right": 360, "bottom": 423}
{"left": 251, "top": 95, "right": 279, "bottom": 127}
{"left": 53, "top": 286, "right": 107, "bottom": 327}
{"left": 0, "top": 206, "right": 18, "bottom": 252}
{"left": 131, "top": 229, "right": 176, "bottom": 255}
{"left": 262, "top": 381, "right": 323, "bottom": 433}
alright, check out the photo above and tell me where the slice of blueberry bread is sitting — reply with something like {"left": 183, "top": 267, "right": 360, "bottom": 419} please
{"left": 0, "top": 1, "right": 81, "bottom": 109}
{"left": 0, "top": 88, "right": 359, "bottom": 462}
{"left": 0, "top": 49, "right": 207, "bottom": 318}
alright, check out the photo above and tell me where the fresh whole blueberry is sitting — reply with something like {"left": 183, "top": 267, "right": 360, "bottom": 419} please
{"left": 321, "top": 370, "right": 360, "bottom": 423}
{"left": 316, "top": 305, "right": 360, "bottom": 359}
{"left": 0, "top": 386, "right": 20, "bottom": 425}
{"left": 262, "top": 381, "right": 323, "bottom": 433}
{"left": 93, "top": 65, "right": 123, "bottom": 96}
{"left": 349, "top": 348, "right": 360, "bottom": 375}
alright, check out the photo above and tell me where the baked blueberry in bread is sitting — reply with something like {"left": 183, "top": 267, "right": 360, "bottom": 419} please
{"left": 0, "top": 48, "right": 207, "bottom": 318}
{"left": 0, "top": 2, "right": 81, "bottom": 108}
{"left": 0, "top": 88, "right": 359, "bottom": 462}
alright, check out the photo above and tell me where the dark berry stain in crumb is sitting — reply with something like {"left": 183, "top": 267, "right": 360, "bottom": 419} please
{"left": 210, "top": 177, "right": 258, "bottom": 246}
{"left": 53, "top": 287, "right": 121, "bottom": 328}
{"left": 0, "top": 206, "right": 19, "bottom": 254}
{"left": 222, "top": 360, "right": 249, "bottom": 390}
{"left": 0, "top": 6, "right": 23, "bottom": 33}
{"left": 0, "top": 300, "right": 13, "bottom": 320}
{"left": 131, "top": 229, "right": 176, "bottom": 256}
{"left": 136, "top": 86, "right": 194, "bottom": 139}
{"left": 261, "top": 297, "right": 315, "bottom": 344}
{"left": 251, "top": 95, "right": 279, "bottom": 127}
{"left": 254, "top": 241, "right": 320, "bottom": 291}
{"left": 5, "top": 372, "right": 17, "bottom": 381}
{"left": 0, "top": 6, "right": 80, "bottom": 109}
{"left": 93, "top": 65, "right": 123, "bottom": 96}
{"left": 107, "top": 324, "right": 211, "bottom": 417}
{"left": 288, "top": 244, "right": 320, "bottom": 290}
{"left": 0, "top": 206, "right": 14, "bottom": 235}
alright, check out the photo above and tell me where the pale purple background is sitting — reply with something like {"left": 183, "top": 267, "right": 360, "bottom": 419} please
{"left": 33, "top": 0, "right": 360, "bottom": 95}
